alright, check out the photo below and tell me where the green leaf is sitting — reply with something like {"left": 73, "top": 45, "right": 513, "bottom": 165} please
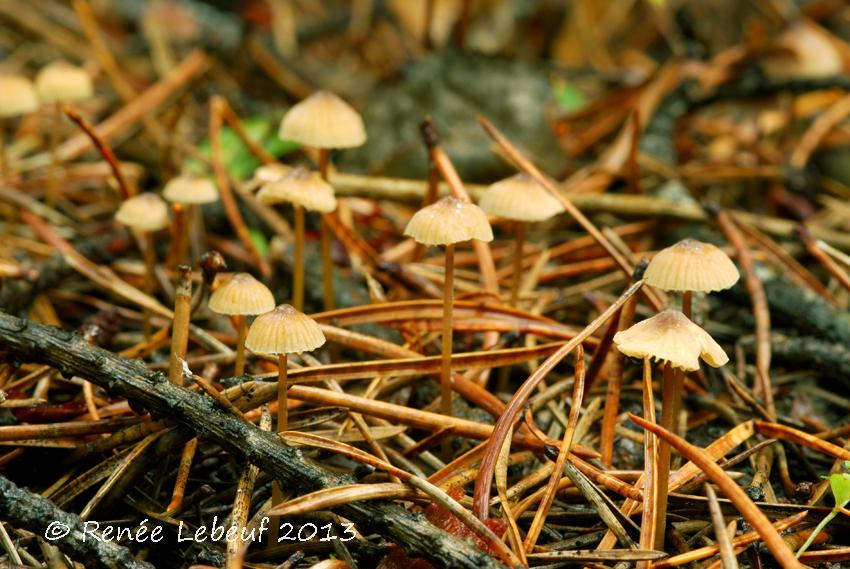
{"left": 828, "top": 472, "right": 850, "bottom": 507}
{"left": 554, "top": 82, "right": 586, "bottom": 113}
{"left": 249, "top": 227, "right": 269, "bottom": 259}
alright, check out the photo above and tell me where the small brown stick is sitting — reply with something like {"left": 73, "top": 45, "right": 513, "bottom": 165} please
{"left": 191, "top": 375, "right": 245, "bottom": 420}
{"left": 168, "top": 266, "right": 192, "bottom": 385}
{"left": 706, "top": 483, "right": 740, "bottom": 569}
{"left": 797, "top": 225, "right": 850, "bottom": 292}
{"left": 600, "top": 294, "right": 636, "bottom": 466}
{"left": 227, "top": 405, "right": 270, "bottom": 567}
{"left": 630, "top": 413, "right": 804, "bottom": 568}
{"left": 524, "top": 346, "right": 585, "bottom": 551}
{"left": 790, "top": 91, "right": 850, "bottom": 169}
{"left": 713, "top": 205, "right": 775, "bottom": 419}
{"left": 754, "top": 420, "right": 850, "bottom": 461}
{"left": 472, "top": 279, "right": 644, "bottom": 519}
{"left": 209, "top": 96, "right": 271, "bottom": 276}
{"left": 165, "top": 437, "right": 198, "bottom": 514}
{"left": 638, "top": 358, "right": 659, "bottom": 567}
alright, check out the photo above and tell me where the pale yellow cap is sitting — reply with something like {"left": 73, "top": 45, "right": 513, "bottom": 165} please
{"left": 0, "top": 76, "right": 38, "bottom": 118}
{"left": 114, "top": 193, "right": 170, "bottom": 232}
{"left": 645, "top": 239, "right": 740, "bottom": 292}
{"left": 614, "top": 310, "right": 728, "bottom": 371}
{"left": 479, "top": 173, "right": 564, "bottom": 222}
{"left": 35, "top": 62, "right": 93, "bottom": 103}
{"left": 257, "top": 166, "right": 337, "bottom": 213}
{"left": 252, "top": 163, "right": 292, "bottom": 186}
{"left": 245, "top": 304, "right": 326, "bottom": 355}
{"left": 404, "top": 196, "right": 493, "bottom": 246}
{"left": 208, "top": 273, "right": 275, "bottom": 316}
{"left": 278, "top": 90, "right": 366, "bottom": 149}
{"left": 162, "top": 175, "right": 219, "bottom": 205}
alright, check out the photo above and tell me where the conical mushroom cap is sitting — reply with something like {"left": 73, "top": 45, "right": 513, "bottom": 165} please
{"left": 163, "top": 175, "right": 219, "bottom": 205}
{"left": 613, "top": 310, "right": 728, "bottom": 371}
{"left": 0, "top": 76, "right": 38, "bottom": 118}
{"left": 35, "top": 62, "right": 93, "bottom": 103}
{"left": 257, "top": 166, "right": 337, "bottom": 213}
{"left": 645, "top": 239, "right": 740, "bottom": 292}
{"left": 479, "top": 173, "right": 564, "bottom": 222}
{"left": 404, "top": 196, "right": 494, "bottom": 246}
{"left": 208, "top": 273, "right": 276, "bottom": 316}
{"left": 246, "top": 304, "right": 326, "bottom": 355}
{"left": 252, "top": 163, "right": 292, "bottom": 186}
{"left": 114, "top": 193, "right": 170, "bottom": 232}
{"left": 278, "top": 90, "right": 366, "bottom": 149}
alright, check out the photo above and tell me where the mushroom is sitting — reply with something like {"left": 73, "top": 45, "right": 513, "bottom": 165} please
{"left": 35, "top": 62, "right": 94, "bottom": 206}
{"left": 479, "top": 173, "right": 564, "bottom": 306}
{"left": 258, "top": 166, "right": 336, "bottom": 311}
{"left": 162, "top": 175, "right": 220, "bottom": 266}
{"left": 0, "top": 76, "right": 38, "bottom": 184}
{"left": 278, "top": 90, "right": 366, "bottom": 312}
{"left": 208, "top": 273, "right": 276, "bottom": 377}
{"left": 245, "top": 304, "right": 325, "bottom": 432}
{"left": 115, "top": 193, "right": 170, "bottom": 338}
{"left": 614, "top": 310, "right": 728, "bottom": 548}
{"left": 644, "top": 238, "right": 739, "bottom": 317}
{"left": 404, "top": 196, "right": 493, "bottom": 427}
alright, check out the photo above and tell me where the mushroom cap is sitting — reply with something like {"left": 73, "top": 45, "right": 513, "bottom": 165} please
{"left": 35, "top": 62, "right": 93, "bottom": 103}
{"left": 645, "top": 239, "right": 740, "bottom": 293}
{"left": 252, "top": 163, "right": 292, "bottom": 186}
{"left": 0, "top": 76, "right": 39, "bottom": 118}
{"left": 404, "top": 196, "right": 494, "bottom": 246}
{"left": 256, "top": 166, "right": 337, "bottom": 213}
{"left": 278, "top": 90, "right": 366, "bottom": 149}
{"left": 208, "top": 273, "right": 276, "bottom": 316}
{"left": 162, "top": 175, "right": 219, "bottom": 205}
{"left": 245, "top": 304, "right": 326, "bottom": 355}
{"left": 613, "top": 310, "right": 728, "bottom": 371}
{"left": 114, "top": 193, "right": 170, "bottom": 232}
{"left": 479, "top": 173, "right": 564, "bottom": 222}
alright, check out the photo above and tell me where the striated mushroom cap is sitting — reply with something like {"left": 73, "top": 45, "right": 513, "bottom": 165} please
{"left": 479, "top": 173, "right": 564, "bottom": 222}
{"left": 114, "top": 193, "right": 170, "bottom": 232}
{"left": 246, "top": 304, "right": 326, "bottom": 355}
{"left": 278, "top": 90, "right": 366, "bottom": 149}
{"left": 404, "top": 196, "right": 493, "bottom": 246}
{"left": 645, "top": 239, "right": 740, "bottom": 293}
{"left": 163, "top": 175, "right": 219, "bottom": 205}
{"left": 35, "top": 62, "right": 93, "bottom": 103}
{"left": 0, "top": 76, "right": 39, "bottom": 118}
{"left": 257, "top": 166, "right": 337, "bottom": 213}
{"left": 208, "top": 273, "right": 275, "bottom": 316}
{"left": 613, "top": 310, "right": 728, "bottom": 371}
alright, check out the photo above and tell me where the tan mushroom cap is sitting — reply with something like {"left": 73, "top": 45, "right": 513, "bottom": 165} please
{"left": 35, "top": 62, "right": 94, "bottom": 103}
{"left": 114, "top": 193, "right": 170, "bottom": 232}
{"left": 208, "top": 273, "right": 275, "bottom": 316}
{"left": 0, "top": 76, "right": 39, "bottom": 118}
{"left": 257, "top": 166, "right": 337, "bottom": 213}
{"left": 245, "top": 304, "right": 326, "bottom": 355}
{"left": 479, "top": 173, "right": 564, "bottom": 222}
{"left": 404, "top": 196, "right": 494, "bottom": 246}
{"left": 278, "top": 90, "right": 366, "bottom": 149}
{"left": 613, "top": 310, "right": 728, "bottom": 371}
{"left": 163, "top": 175, "right": 219, "bottom": 205}
{"left": 252, "top": 163, "right": 292, "bottom": 186}
{"left": 645, "top": 238, "right": 740, "bottom": 293}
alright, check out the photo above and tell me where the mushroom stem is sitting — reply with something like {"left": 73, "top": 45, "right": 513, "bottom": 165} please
{"left": 278, "top": 353, "right": 288, "bottom": 433}
{"left": 0, "top": 117, "right": 7, "bottom": 185}
{"left": 46, "top": 101, "right": 62, "bottom": 207}
{"left": 423, "top": 0, "right": 435, "bottom": 49}
{"left": 166, "top": 204, "right": 187, "bottom": 269}
{"left": 293, "top": 204, "right": 305, "bottom": 311}
{"left": 510, "top": 221, "right": 525, "bottom": 307}
{"left": 654, "top": 362, "right": 683, "bottom": 548}
{"left": 235, "top": 315, "right": 248, "bottom": 376}
{"left": 639, "top": 358, "right": 659, "bottom": 565}
{"left": 142, "top": 231, "right": 157, "bottom": 339}
{"left": 317, "top": 149, "right": 336, "bottom": 312}
{"left": 682, "top": 290, "right": 692, "bottom": 319}
{"left": 168, "top": 266, "right": 193, "bottom": 385}
{"left": 440, "top": 243, "right": 455, "bottom": 455}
